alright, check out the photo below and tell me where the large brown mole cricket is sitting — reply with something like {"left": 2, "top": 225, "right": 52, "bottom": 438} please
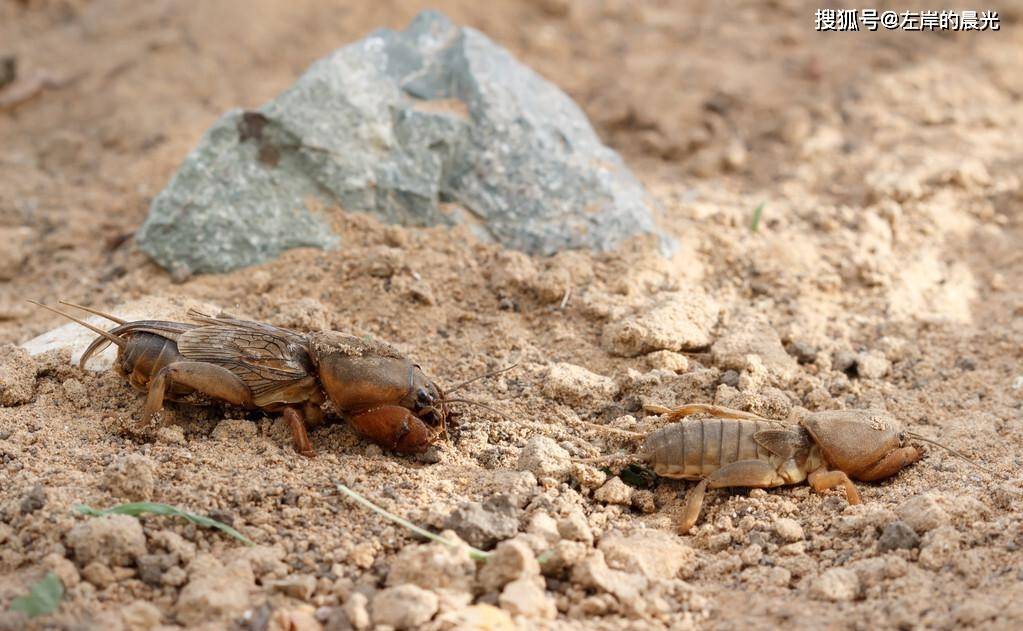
{"left": 582, "top": 403, "right": 988, "bottom": 533}
{"left": 31, "top": 300, "right": 507, "bottom": 457}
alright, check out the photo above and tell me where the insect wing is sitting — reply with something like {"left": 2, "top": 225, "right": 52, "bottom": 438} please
{"left": 177, "top": 322, "right": 316, "bottom": 407}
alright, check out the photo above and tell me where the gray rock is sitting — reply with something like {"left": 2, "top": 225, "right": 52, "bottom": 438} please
{"left": 137, "top": 11, "right": 666, "bottom": 274}
{"left": 443, "top": 497, "right": 519, "bottom": 549}
{"left": 877, "top": 521, "right": 920, "bottom": 552}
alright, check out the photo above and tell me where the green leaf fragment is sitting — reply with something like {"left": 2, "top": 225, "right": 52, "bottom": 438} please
{"left": 750, "top": 202, "right": 765, "bottom": 232}
{"left": 9, "top": 572, "right": 63, "bottom": 619}
{"left": 73, "top": 502, "right": 254, "bottom": 546}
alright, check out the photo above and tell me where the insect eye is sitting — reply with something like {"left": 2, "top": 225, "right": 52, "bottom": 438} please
{"left": 416, "top": 388, "right": 433, "bottom": 406}
{"left": 898, "top": 432, "right": 906, "bottom": 445}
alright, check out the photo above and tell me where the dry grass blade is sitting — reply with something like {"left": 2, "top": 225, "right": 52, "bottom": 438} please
{"left": 74, "top": 502, "right": 254, "bottom": 546}
{"left": 335, "top": 483, "right": 492, "bottom": 562}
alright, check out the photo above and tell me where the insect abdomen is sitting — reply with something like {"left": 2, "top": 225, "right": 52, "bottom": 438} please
{"left": 642, "top": 418, "right": 777, "bottom": 479}
{"left": 119, "top": 333, "right": 185, "bottom": 391}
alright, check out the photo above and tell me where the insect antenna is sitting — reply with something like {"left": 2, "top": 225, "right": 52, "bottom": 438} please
{"left": 28, "top": 300, "right": 126, "bottom": 349}
{"left": 445, "top": 363, "right": 519, "bottom": 395}
{"left": 571, "top": 452, "right": 636, "bottom": 466}
{"left": 58, "top": 300, "right": 127, "bottom": 324}
{"left": 906, "top": 432, "right": 999, "bottom": 477}
{"left": 437, "top": 398, "right": 514, "bottom": 423}
{"left": 574, "top": 419, "right": 646, "bottom": 439}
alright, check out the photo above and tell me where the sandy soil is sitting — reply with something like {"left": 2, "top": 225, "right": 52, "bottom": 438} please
{"left": 2, "top": 1, "right": 1022, "bottom": 629}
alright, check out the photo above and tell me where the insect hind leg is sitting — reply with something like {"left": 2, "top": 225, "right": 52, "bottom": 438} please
{"left": 678, "top": 459, "right": 785, "bottom": 534}
{"left": 139, "top": 361, "right": 253, "bottom": 430}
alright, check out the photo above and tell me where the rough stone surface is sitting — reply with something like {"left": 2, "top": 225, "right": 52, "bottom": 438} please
{"left": 370, "top": 584, "right": 439, "bottom": 629}
{"left": 0, "top": 344, "right": 35, "bottom": 406}
{"left": 68, "top": 514, "right": 147, "bottom": 567}
{"left": 516, "top": 436, "right": 571, "bottom": 480}
{"left": 104, "top": 454, "right": 157, "bottom": 502}
{"left": 499, "top": 578, "right": 556, "bottom": 619}
{"left": 542, "top": 362, "right": 618, "bottom": 407}
{"left": 598, "top": 530, "right": 693, "bottom": 580}
{"left": 602, "top": 291, "right": 719, "bottom": 357}
{"left": 810, "top": 567, "right": 860, "bottom": 602}
{"left": 136, "top": 11, "right": 665, "bottom": 274}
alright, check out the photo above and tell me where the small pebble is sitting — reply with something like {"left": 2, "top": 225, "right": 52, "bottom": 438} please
{"left": 557, "top": 510, "right": 594, "bottom": 545}
{"left": 896, "top": 493, "right": 949, "bottom": 533}
{"left": 517, "top": 437, "right": 571, "bottom": 480}
{"left": 810, "top": 567, "right": 860, "bottom": 602}
{"left": 593, "top": 477, "right": 632, "bottom": 505}
{"left": 19, "top": 484, "right": 46, "bottom": 514}
{"left": 370, "top": 584, "right": 438, "bottom": 629}
{"left": 499, "top": 578, "right": 556, "bottom": 619}
{"left": 877, "top": 521, "right": 920, "bottom": 552}
{"left": 773, "top": 517, "right": 804, "bottom": 543}
{"left": 343, "top": 592, "right": 371, "bottom": 630}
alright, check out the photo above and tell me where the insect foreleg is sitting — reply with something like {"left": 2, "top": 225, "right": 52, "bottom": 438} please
{"left": 283, "top": 406, "right": 316, "bottom": 458}
{"left": 807, "top": 468, "right": 861, "bottom": 505}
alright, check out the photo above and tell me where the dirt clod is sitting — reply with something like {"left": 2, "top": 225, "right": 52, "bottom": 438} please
{"left": 499, "top": 577, "right": 556, "bottom": 619}
{"left": 386, "top": 538, "right": 476, "bottom": 593}
{"left": 602, "top": 292, "right": 719, "bottom": 357}
{"left": 68, "top": 514, "right": 147, "bottom": 567}
{"left": 104, "top": 454, "right": 157, "bottom": 502}
{"left": 773, "top": 517, "right": 804, "bottom": 543}
{"left": 516, "top": 436, "right": 571, "bottom": 481}
{"left": 543, "top": 362, "right": 617, "bottom": 407}
{"left": 598, "top": 530, "right": 692, "bottom": 580}
{"left": 809, "top": 567, "right": 860, "bottom": 602}
{"left": 370, "top": 584, "right": 439, "bottom": 629}
{"left": 878, "top": 521, "right": 921, "bottom": 552}
{"left": 477, "top": 539, "right": 540, "bottom": 593}
{"left": 897, "top": 493, "right": 950, "bottom": 534}
{"left": 711, "top": 310, "right": 796, "bottom": 382}
{"left": 0, "top": 344, "right": 35, "bottom": 406}
{"left": 174, "top": 555, "right": 254, "bottom": 625}
{"left": 119, "top": 600, "right": 162, "bottom": 630}
{"left": 343, "top": 592, "right": 371, "bottom": 630}
{"left": 444, "top": 500, "right": 519, "bottom": 550}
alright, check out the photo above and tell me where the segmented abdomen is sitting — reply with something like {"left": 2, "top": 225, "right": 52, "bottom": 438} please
{"left": 640, "top": 418, "right": 778, "bottom": 479}
{"left": 119, "top": 333, "right": 186, "bottom": 391}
